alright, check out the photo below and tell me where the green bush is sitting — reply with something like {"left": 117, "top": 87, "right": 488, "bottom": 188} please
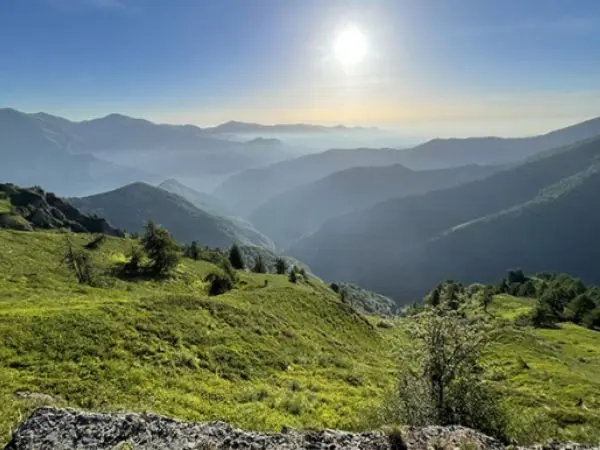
{"left": 379, "top": 303, "right": 507, "bottom": 439}
{"left": 582, "top": 306, "right": 600, "bottom": 330}
{"left": 531, "top": 300, "right": 560, "bottom": 328}
{"left": 205, "top": 272, "right": 234, "bottom": 296}
{"left": 564, "top": 294, "right": 597, "bottom": 324}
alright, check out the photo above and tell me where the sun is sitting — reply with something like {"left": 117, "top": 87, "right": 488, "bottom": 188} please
{"left": 333, "top": 25, "right": 367, "bottom": 69}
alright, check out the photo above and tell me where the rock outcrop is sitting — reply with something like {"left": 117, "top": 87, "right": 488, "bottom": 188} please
{"left": 0, "top": 183, "right": 122, "bottom": 236}
{"left": 6, "top": 407, "right": 597, "bottom": 450}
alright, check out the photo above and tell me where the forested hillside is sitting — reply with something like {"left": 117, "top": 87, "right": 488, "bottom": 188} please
{"left": 289, "top": 136, "right": 600, "bottom": 302}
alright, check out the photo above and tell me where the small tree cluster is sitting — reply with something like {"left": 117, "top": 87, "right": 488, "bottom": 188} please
{"left": 425, "top": 280, "right": 465, "bottom": 310}
{"left": 532, "top": 273, "right": 599, "bottom": 330}
{"left": 183, "top": 240, "right": 200, "bottom": 260}
{"left": 252, "top": 255, "right": 267, "bottom": 274}
{"left": 498, "top": 269, "right": 536, "bottom": 298}
{"left": 275, "top": 257, "right": 288, "bottom": 275}
{"left": 122, "top": 221, "right": 180, "bottom": 278}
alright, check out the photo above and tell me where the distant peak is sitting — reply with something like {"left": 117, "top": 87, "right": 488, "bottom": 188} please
{"left": 245, "top": 137, "right": 283, "bottom": 146}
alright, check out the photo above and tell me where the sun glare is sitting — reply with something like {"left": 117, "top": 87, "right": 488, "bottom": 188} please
{"left": 333, "top": 25, "right": 367, "bottom": 69}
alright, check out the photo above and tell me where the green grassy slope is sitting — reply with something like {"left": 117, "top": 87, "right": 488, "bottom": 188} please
{"left": 0, "top": 230, "right": 599, "bottom": 445}
{"left": 485, "top": 296, "right": 600, "bottom": 442}
{"left": 0, "top": 229, "right": 395, "bottom": 444}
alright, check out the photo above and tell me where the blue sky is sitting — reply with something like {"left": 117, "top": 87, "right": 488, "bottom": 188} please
{"left": 2, "top": 0, "right": 600, "bottom": 135}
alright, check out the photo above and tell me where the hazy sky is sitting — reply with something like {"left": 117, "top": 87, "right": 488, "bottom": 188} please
{"left": 2, "top": 0, "right": 600, "bottom": 136}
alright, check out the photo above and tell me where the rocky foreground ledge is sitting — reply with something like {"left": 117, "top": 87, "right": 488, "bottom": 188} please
{"left": 4, "top": 407, "right": 597, "bottom": 450}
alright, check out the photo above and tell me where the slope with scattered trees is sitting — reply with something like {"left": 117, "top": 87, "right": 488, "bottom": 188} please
{"left": 0, "top": 226, "right": 599, "bottom": 445}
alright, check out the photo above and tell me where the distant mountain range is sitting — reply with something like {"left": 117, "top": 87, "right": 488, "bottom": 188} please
{"left": 204, "top": 120, "right": 378, "bottom": 135}
{"left": 398, "top": 117, "right": 600, "bottom": 169}
{"left": 213, "top": 116, "right": 600, "bottom": 218}
{"left": 70, "top": 182, "right": 275, "bottom": 249}
{"left": 0, "top": 108, "right": 154, "bottom": 196}
{"left": 214, "top": 148, "right": 410, "bottom": 215}
{"left": 0, "top": 109, "right": 309, "bottom": 195}
{"left": 250, "top": 163, "right": 498, "bottom": 248}
{"left": 288, "top": 135, "right": 600, "bottom": 303}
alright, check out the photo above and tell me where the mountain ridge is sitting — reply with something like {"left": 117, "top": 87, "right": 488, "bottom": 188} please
{"left": 249, "top": 163, "right": 498, "bottom": 248}
{"left": 70, "top": 182, "right": 275, "bottom": 249}
{"left": 288, "top": 135, "right": 600, "bottom": 301}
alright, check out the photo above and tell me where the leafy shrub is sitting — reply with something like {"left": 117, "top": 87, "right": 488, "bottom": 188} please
{"left": 531, "top": 300, "right": 560, "bottom": 328}
{"left": 564, "top": 294, "right": 597, "bottom": 324}
{"left": 582, "top": 306, "right": 600, "bottom": 330}
{"left": 288, "top": 267, "right": 298, "bottom": 283}
{"left": 205, "top": 272, "right": 234, "bottom": 296}
{"left": 517, "top": 280, "right": 536, "bottom": 298}
{"left": 379, "top": 303, "right": 507, "bottom": 439}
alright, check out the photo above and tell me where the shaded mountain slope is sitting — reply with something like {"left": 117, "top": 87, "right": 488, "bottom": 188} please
{"left": 70, "top": 183, "right": 275, "bottom": 249}
{"left": 250, "top": 163, "right": 497, "bottom": 248}
{"left": 400, "top": 116, "right": 600, "bottom": 169}
{"left": 214, "top": 148, "right": 410, "bottom": 215}
{"left": 158, "top": 179, "right": 232, "bottom": 218}
{"left": 289, "top": 136, "right": 600, "bottom": 302}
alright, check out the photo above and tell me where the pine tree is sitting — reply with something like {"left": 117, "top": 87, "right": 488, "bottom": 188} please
{"left": 184, "top": 241, "right": 200, "bottom": 260}
{"left": 275, "top": 257, "right": 288, "bottom": 275}
{"left": 228, "top": 244, "right": 245, "bottom": 270}
{"left": 289, "top": 267, "right": 298, "bottom": 283}
{"left": 252, "top": 255, "right": 267, "bottom": 273}
{"left": 141, "top": 220, "right": 180, "bottom": 277}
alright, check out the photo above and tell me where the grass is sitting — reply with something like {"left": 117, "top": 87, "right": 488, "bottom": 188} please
{"left": 0, "top": 230, "right": 398, "bottom": 444}
{"left": 0, "top": 229, "right": 599, "bottom": 445}
{"left": 0, "top": 198, "right": 11, "bottom": 214}
{"left": 482, "top": 295, "right": 600, "bottom": 444}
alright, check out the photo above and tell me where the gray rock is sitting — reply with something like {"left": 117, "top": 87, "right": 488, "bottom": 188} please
{"left": 5, "top": 408, "right": 598, "bottom": 450}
